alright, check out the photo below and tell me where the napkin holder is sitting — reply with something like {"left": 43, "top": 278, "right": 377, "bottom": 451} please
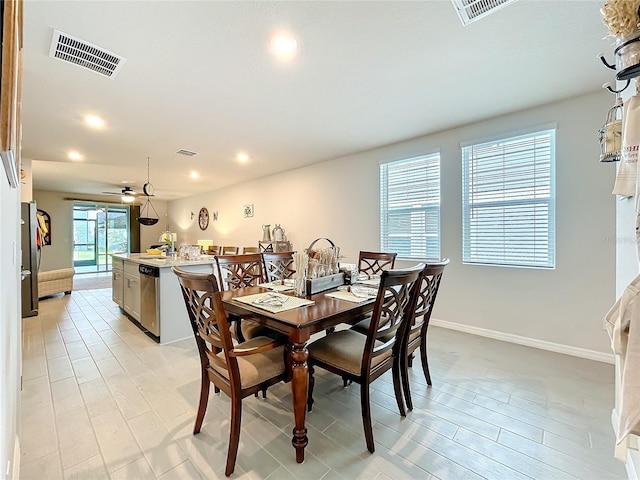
{"left": 306, "top": 273, "right": 345, "bottom": 295}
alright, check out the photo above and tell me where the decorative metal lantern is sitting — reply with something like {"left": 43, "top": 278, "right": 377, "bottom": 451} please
{"left": 598, "top": 95, "right": 623, "bottom": 162}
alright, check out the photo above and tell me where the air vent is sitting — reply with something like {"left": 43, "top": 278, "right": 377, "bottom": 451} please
{"left": 49, "top": 30, "right": 126, "bottom": 78}
{"left": 451, "top": 0, "right": 519, "bottom": 25}
{"left": 176, "top": 149, "right": 198, "bottom": 157}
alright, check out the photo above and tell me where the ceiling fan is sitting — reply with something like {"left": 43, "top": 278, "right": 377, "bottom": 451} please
{"left": 101, "top": 186, "right": 143, "bottom": 203}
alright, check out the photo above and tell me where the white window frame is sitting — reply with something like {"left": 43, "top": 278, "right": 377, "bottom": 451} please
{"left": 380, "top": 153, "right": 441, "bottom": 260}
{"left": 461, "top": 126, "right": 556, "bottom": 269}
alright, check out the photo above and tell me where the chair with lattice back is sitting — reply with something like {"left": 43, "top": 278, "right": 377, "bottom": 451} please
{"left": 215, "top": 253, "right": 284, "bottom": 342}
{"left": 358, "top": 251, "right": 397, "bottom": 277}
{"left": 262, "top": 251, "right": 296, "bottom": 283}
{"left": 306, "top": 263, "right": 424, "bottom": 453}
{"left": 347, "top": 250, "right": 399, "bottom": 344}
{"left": 215, "top": 253, "right": 265, "bottom": 290}
{"left": 400, "top": 259, "right": 449, "bottom": 410}
{"left": 172, "top": 267, "right": 288, "bottom": 477}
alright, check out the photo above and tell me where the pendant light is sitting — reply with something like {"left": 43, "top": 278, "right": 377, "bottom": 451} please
{"left": 137, "top": 157, "right": 159, "bottom": 226}
{"left": 598, "top": 94, "right": 623, "bottom": 163}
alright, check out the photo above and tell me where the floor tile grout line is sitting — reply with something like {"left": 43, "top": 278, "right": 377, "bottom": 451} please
{"left": 431, "top": 387, "right": 591, "bottom": 445}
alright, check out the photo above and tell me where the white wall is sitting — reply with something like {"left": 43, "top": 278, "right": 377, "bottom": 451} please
{"left": 33, "top": 190, "right": 168, "bottom": 271}
{"left": 169, "top": 91, "right": 616, "bottom": 356}
{"left": 0, "top": 166, "right": 22, "bottom": 479}
{"left": 32, "top": 190, "right": 74, "bottom": 271}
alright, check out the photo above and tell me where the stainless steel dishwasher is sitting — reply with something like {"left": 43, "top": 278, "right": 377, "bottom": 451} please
{"left": 139, "top": 264, "right": 160, "bottom": 337}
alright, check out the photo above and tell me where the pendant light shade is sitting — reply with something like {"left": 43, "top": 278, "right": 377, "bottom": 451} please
{"left": 598, "top": 96, "right": 623, "bottom": 163}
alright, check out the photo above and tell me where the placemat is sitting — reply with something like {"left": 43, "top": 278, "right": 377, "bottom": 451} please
{"left": 257, "top": 280, "right": 295, "bottom": 292}
{"left": 233, "top": 292, "right": 314, "bottom": 313}
{"left": 325, "top": 291, "right": 373, "bottom": 303}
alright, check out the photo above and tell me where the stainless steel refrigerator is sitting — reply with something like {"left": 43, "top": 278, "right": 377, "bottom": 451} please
{"left": 21, "top": 202, "right": 39, "bottom": 317}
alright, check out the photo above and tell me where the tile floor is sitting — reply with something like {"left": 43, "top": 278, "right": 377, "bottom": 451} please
{"left": 20, "top": 288, "right": 627, "bottom": 479}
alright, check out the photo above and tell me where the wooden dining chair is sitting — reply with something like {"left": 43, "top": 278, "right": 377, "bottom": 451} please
{"left": 172, "top": 267, "right": 289, "bottom": 477}
{"left": 242, "top": 246, "right": 260, "bottom": 254}
{"left": 215, "top": 253, "right": 282, "bottom": 342}
{"left": 400, "top": 259, "right": 449, "bottom": 410}
{"left": 216, "top": 253, "right": 265, "bottom": 290}
{"left": 208, "top": 245, "right": 220, "bottom": 255}
{"left": 358, "top": 251, "right": 397, "bottom": 277}
{"left": 340, "top": 250, "right": 398, "bottom": 341}
{"left": 222, "top": 246, "right": 239, "bottom": 255}
{"left": 306, "top": 263, "right": 424, "bottom": 453}
{"left": 262, "top": 251, "right": 296, "bottom": 282}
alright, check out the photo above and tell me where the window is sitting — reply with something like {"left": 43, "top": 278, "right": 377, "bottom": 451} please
{"left": 462, "top": 128, "right": 555, "bottom": 268}
{"left": 380, "top": 153, "right": 440, "bottom": 259}
{"left": 73, "top": 202, "right": 129, "bottom": 272}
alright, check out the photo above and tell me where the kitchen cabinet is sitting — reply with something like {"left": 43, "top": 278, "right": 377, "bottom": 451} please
{"left": 111, "top": 253, "right": 216, "bottom": 344}
{"left": 112, "top": 257, "right": 124, "bottom": 308}
{"left": 123, "top": 261, "right": 141, "bottom": 321}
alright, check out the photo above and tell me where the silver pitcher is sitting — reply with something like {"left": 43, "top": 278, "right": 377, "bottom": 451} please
{"left": 262, "top": 224, "right": 272, "bottom": 242}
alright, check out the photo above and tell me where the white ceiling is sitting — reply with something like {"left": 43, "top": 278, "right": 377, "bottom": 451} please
{"left": 23, "top": 0, "right": 614, "bottom": 202}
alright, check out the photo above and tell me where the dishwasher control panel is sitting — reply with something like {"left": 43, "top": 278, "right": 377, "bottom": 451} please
{"left": 139, "top": 264, "right": 160, "bottom": 277}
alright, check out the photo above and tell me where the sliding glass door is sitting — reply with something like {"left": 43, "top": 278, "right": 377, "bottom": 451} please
{"left": 73, "top": 203, "right": 129, "bottom": 273}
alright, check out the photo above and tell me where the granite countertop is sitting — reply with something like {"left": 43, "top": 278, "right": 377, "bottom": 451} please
{"left": 111, "top": 253, "right": 217, "bottom": 268}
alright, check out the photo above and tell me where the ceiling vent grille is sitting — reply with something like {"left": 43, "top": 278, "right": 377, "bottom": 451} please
{"left": 176, "top": 149, "right": 198, "bottom": 157}
{"left": 49, "top": 30, "right": 126, "bottom": 79}
{"left": 451, "top": 0, "right": 519, "bottom": 25}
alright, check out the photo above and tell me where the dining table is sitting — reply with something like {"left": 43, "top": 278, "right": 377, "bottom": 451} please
{"left": 221, "top": 285, "right": 376, "bottom": 463}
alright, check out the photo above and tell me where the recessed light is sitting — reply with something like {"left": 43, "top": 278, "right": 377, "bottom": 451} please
{"left": 236, "top": 152, "right": 249, "bottom": 162}
{"left": 68, "top": 151, "right": 83, "bottom": 161}
{"left": 190, "top": 171, "right": 199, "bottom": 179}
{"left": 84, "top": 115, "right": 105, "bottom": 129}
{"left": 270, "top": 33, "right": 297, "bottom": 58}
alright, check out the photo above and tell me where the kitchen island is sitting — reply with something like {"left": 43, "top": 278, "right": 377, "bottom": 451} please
{"left": 111, "top": 253, "right": 217, "bottom": 344}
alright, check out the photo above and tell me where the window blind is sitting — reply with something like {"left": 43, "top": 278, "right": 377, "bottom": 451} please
{"left": 380, "top": 154, "right": 440, "bottom": 259}
{"left": 462, "top": 129, "right": 555, "bottom": 268}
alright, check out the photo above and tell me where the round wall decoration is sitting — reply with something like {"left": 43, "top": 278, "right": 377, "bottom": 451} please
{"left": 198, "top": 207, "right": 209, "bottom": 230}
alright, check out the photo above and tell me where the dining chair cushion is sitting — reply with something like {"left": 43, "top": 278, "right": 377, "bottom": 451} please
{"left": 350, "top": 318, "right": 369, "bottom": 335}
{"left": 307, "top": 330, "right": 390, "bottom": 376}
{"left": 350, "top": 317, "right": 396, "bottom": 343}
{"left": 241, "top": 319, "right": 267, "bottom": 341}
{"left": 212, "top": 336, "right": 286, "bottom": 389}
{"left": 408, "top": 329, "right": 421, "bottom": 342}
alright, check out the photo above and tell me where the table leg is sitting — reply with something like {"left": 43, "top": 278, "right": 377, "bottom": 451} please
{"left": 290, "top": 341, "right": 309, "bottom": 463}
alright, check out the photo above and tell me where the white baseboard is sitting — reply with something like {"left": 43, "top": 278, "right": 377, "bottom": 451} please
{"left": 430, "top": 318, "right": 615, "bottom": 364}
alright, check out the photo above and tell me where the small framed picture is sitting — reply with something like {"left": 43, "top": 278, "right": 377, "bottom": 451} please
{"left": 243, "top": 204, "right": 254, "bottom": 218}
